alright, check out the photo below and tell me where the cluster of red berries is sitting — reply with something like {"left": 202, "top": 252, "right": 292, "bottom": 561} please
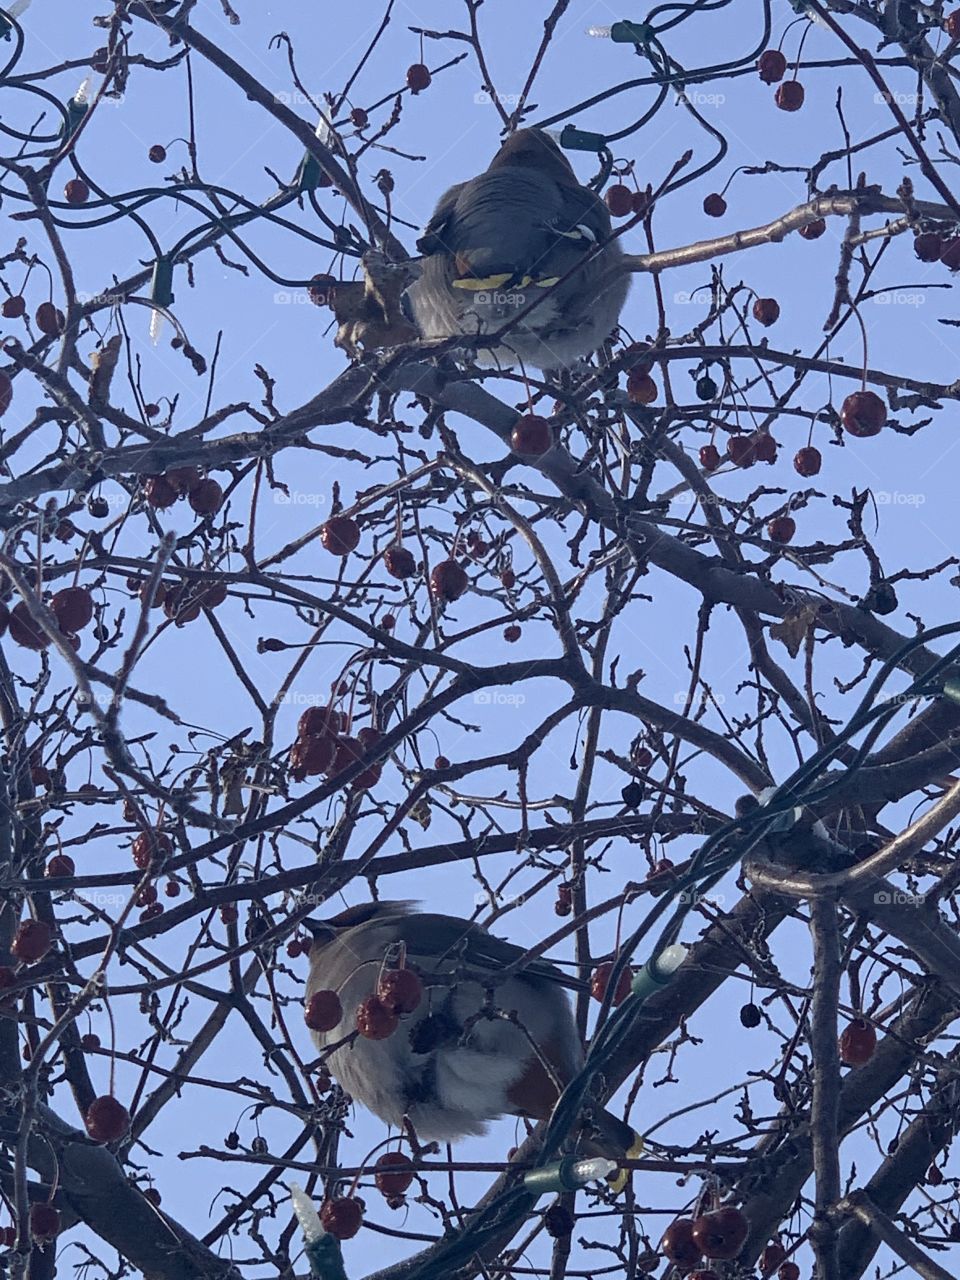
{"left": 605, "top": 181, "right": 649, "bottom": 219}
{"left": 2, "top": 582, "right": 95, "bottom": 652}
{"left": 305, "top": 964, "right": 424, "bottom": 1046}
{"left": 661, "top": 1205, "right": 749, "bottom": 1268}
{"left": 288, "top": 704, "right": 383, "bottom": 789}
{"left": 143, "top": 466, "right": 223, "bottom": 517}
{"left": 321, "top": 517, "right": 471, "bottom": 604}
{"left": 757, "top": 48, "right": 804, "bottom": 111}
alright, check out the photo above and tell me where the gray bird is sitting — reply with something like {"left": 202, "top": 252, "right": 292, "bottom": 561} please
{"left": 402, "top": 130, "right": 630, "bottom": 371}
{"left": 304, "top": 901, "right": 640, "bottom": 1169}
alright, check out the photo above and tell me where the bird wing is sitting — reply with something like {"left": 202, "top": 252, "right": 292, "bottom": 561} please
{"left": 396, "top": 911, "right": 586, "bottom": 992}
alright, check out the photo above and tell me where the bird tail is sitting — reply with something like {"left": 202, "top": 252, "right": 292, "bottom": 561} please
{"left": 579, "top": 1108, "right": 644, "bottom": 1192}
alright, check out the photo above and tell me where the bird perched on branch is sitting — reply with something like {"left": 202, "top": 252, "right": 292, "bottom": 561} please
{"left": 304, "top": 901, "right": 640, "bottom": 1170}
{"left": 402, "top": 130, "right": 630, "bottom": 371}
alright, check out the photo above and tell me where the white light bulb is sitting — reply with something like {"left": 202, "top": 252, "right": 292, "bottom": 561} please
{"left": 654, "top": 943, "right": 688, "bottom": 977}
{"left": 586, "top": 25, "right": 613, "bottom": 38}
{"left": 289, "top": 1182, "right": 324, "bottom": 1243}
{"left": 74, "top": 77, "right": 90, "bottom": 106}
{"left": 570, "top": 1156, "right": 617, "bottom": 1183}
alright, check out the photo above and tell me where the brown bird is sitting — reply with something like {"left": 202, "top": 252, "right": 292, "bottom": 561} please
{"left": 402, "top": 129, "right": 630, "bottom": 371}
{"left": 305, "top": 901, "right": 640, "bottom": 1167}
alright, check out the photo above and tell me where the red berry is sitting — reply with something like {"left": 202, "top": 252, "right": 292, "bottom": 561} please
{"left": 689, "top": 1273, "right": 720, "bottom": 1280}
{"left": 699, "top": 444, "right": 721, "bottom": 471}
{"left": 136, "top": 884, "right": 158, "bottom": 907}
{"left": 380, "top": 613, "right": 396, "bottom": 629}
{"left": 2, "top": 294, "right": 26, "bottom": 317}
{"left": 914, "top": 231, "right": 943, "bottom": 261}
{"left": 927, "top": 1162, "right": 944, "bottom": 1185}
{"left": 434, "top": 754, "right": 450, "bottom": 769}
{"left": 308, "top": 274, "right": 337, "bottom": 307}
{"left": 188, "top": 477, "right": 223, "bottom": 516}
{"left": 356, "top": 995, "right": 399, "bottom": 1039}
{"left": 164, "top": 465, "right": 201, "bottom": 496}
{"left": 321, "top": 515, "right": 360, "bottom": 556}
{"left": 500, "top": 567, "right": 516, "bottom": 589}
{"left": 29, "top": 1203, "right": 60, "bottom": 1243}
{"left": 305, "top": 988, "right": 343, "bottom": 1032}
{"left": 945, "top": 9, "right": 960, "bottom": 39}
{"left": 778, "top": 1264, "right": 801, "bottom": 1280}
{"left": 626, "top": 370, "right": 657, "bottom": 404}
{"left": 760, "top": 1242, "right": 787, "bottom": 1275}
{"left": 510, "top": 413, "right": 552, "bottom": 456}
{"left": 661, "top": 1218, "right": 702, "bottom": 1268}
{"left": 148, "top": 144, "right": 166, "bottom": 163}
{"left": 703, "top": 192, "right": 726, "bottom": 217}
{"left": 430, "top": 559, "right": 468, "bottom": 603}
{"left": 64, "top": 178, "right": 90, "bottom": 204}
{"left": 143, "top": 1187, "right": 161, "bottom": 1206}
{"left": 840, "top": 390, "right": 886, "bottom": 437}
{"left": 753, "top": 432, "right": 778, "bottom": 463}
{"left": 45, "top": 854, "right": 75, "bottom": 878}
{"left": 940, "top": 237, "right": 960, "bottom": 270}
{"left": 144, "top": 475, "right": 177, "bottom": 510}
{"left": 752, "top": 297, "right": 780, "bottom": 326}
{"left": 605, "top": 184, "right": 634, "bottom": 217}
{"left": 839, "top": 1017, "right": 877, "bottom": 1066}
{"left": 691, "top": 1206, "right": 749, "bottom": 1260}
{"left": 383, "top": 544, "right": 416, "bottom": 578}
{"left": 632, "top": 189, "right": 651, "bottom": 215}
{"left": 350, "top": 107, "right": 369, "bottom": 129}
{"left": 504, "top": 624, "right": 521, "bottom": 642}
{"left": 757, "top": 49, "right": 787, "bottom": 83}
{"left": 85, "top": 1095, "right": 130, "bottom": 1143}
{"left": 406, "top": 63, "right": 431, "bottom": 92}
{"left": 775, "top": 81, "right": 805, "bottom": 111}
{"left": 767, "top": 515, "right": 796, "bottom": 544}
{"left": 9, "top": 602, "right": 50, "bottom": 650}
{"left": 132, "top": 830, "right": 172, "bottom": 869}
{"left": 50, "top": 586, "right": 93, "bottom": 632}
{"left": 80, "top": 1032, "right": 100, "bottom": 1051}
{"left": 165, "top": 879, "right": 180, "bottom": 897}
{"left": 219, "top": 904, "right": 238, "bottom": 925}
{"left": 141, "top": 901, "right": 164, "bottom": 921}
{"left": 799, "top": 217, "right": 826, "bottom": 240}
{"left": 320, "top": 1197, "right": 363, "bottom": 1240}
{"left": 794, "top": 445, "right": 821, "bottom": 476}
{"left": 726, "top": 434, "right": 758, "bottom": 468}
{"left": 298, "top": 705, "right": 346, "bottom": 737}
{"left": 375, "top": 1151, "right": 415, "bottom": 1195}
{"left": 377, "top": 968, "right": 423, "bottom": 1014}
{"left": 290, "top": 733, "right": 337, "bottom": 778}
{"left": 12, "top": 919, "right": 52, "bottom": 964}
{"left": 35, "top": 301, "right": 63, "bottom": 336}
{"left": 590, "top": 960, "right": 633, "bottom": 1006}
